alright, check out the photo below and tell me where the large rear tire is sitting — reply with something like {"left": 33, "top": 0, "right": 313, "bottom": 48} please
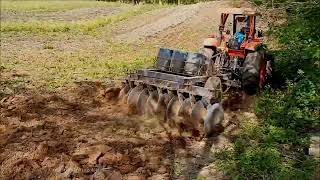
{"left": 242, "top": 51, "right": 265, "bottom": 95}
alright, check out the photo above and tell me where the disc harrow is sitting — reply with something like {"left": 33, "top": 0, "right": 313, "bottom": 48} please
{"left": 110, "top": 48, "right": 227, "bottom": 136}
{"left": 118, "top": 82, "right": 221, "bottom": 135}
{"left": 115, "top": 72, "right": 222, "bottom": 136}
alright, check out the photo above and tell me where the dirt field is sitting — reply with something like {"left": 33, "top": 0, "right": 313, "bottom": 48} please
{"left": 1, "top": 1, "right": 258, "bottom": 179}
{"left": 1, "top": 81, "right": 247, "bottom": 179}
{"left": 1, "top": 7, "right": 129, "bottom": 22}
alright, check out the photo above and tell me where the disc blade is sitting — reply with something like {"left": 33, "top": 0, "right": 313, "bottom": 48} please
{"left": 118, "top": 83, "right": 130, "bottom": 100}
{"left": 146, "top": 91, "right": 158, "bottom": 116}
{"left": 156, "top": 93, "right": 170, "bottom": 117}
{"left": 191, "top": 100, "right": 207, "bottom": 128}
{"left": 127, "top": 86, "right": 143, "bottom": 112}
{"left": 166, "top": 96, "right": 182, "bottom": 127}
{"left": 203, "top": 103, "right": 225, "bottom": 137}
{"left": 136, "top": 89, "right": 148, "bottom": 115}
{"left": 178, "top": 98, "right": 192, "bottom": 119}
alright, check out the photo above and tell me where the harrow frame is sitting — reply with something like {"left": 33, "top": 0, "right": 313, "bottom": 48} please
{"left": 124, "top": 69, "right": 222, "bottom": 103}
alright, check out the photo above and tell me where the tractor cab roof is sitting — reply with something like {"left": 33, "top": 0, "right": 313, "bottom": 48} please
{"left": 220, "top": 8, "right": 260, "bottom": 16}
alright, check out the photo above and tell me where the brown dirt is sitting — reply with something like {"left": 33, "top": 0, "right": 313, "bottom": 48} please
{"left": 1, "top": 81, "right": 162, "bottom": 179}
{"left": 114, "top": 4, "right": 200, "bottom": 42}
{"left": 0, "top": 7, "right": 128, "bottom": 22}
{"left": 0, "top": 81, "right": 249, "bottom": 179}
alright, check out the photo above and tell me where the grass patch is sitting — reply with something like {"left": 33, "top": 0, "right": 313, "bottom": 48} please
{"left": 0, "top": 65, "right": 28, "bottom": 97}
{"left": 1, "top": 0, "right": 123, "bottom": 12}
{"left": 1, "top": 5, "right": 161, "bottom": 33}
{"left": 43, "top": 43, "right": 54, "bottom": 50}
{"left": 216, "top": 82, "right": 319, "bottom": 179}
{"left": 0, "top": 77, "right": 28, "bottom": 98}
{"left": 39, "top": 56, "right": 155, "bottom": 89}
{"left": 1, "top": 40, "right": 157, "bottom": 89}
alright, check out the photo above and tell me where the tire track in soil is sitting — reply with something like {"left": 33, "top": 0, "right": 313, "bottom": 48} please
{"left": 114, "top": 4, "right": 200, "bottom": 42}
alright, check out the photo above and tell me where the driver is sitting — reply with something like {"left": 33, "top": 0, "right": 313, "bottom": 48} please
{"left": 234, "top": 27, "right": 245, "bottom": 47}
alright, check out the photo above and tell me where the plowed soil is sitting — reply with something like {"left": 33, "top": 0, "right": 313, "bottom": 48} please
{"left": 1, "top": 81, "right": 243, "bottom": 179}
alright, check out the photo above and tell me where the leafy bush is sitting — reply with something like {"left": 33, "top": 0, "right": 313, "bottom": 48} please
{"left": 271, "top": 1, "right": 320, "bottom": 85}
{"left": 258, "top": 80, "right": 319, "bottom": 133}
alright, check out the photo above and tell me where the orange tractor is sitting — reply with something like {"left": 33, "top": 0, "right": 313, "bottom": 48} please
{"left": 201, "top": 8, "right": 272, "bottom": 94}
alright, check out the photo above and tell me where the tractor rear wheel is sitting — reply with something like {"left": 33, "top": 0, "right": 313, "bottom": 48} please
{"left": 242, "top": 51, "right": 265, "bottom": 95}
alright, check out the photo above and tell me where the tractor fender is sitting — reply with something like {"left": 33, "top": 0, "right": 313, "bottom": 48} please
{"left": 203, "top": 37, "right": 219, "bottom": 48}
{"left": 243, "top": 41, "right": 261, "bottom": 51}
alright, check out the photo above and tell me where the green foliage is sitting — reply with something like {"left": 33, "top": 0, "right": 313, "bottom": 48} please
{"left": 257, "top": 80, "right": 320, "bottom": 133}
{"left": 251, "top": 0, "right": 302, "bottom": 7}
{"left": 271, "top": 1, "right": 320, "bottom": 84}
{"left": 217, "top": 118, "right": 317, "bottom": 179}
{"left": 216, "top": 1, "right": 319, "bottom": 179}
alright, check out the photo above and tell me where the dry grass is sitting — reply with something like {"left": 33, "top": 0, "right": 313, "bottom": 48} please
{"left": 1, "top": 35, "right": 157, "bottom": 92}
{"left": 0, "top": 1, "right": 170, "bottom": 95}
{"left": 1, "top": 5, "right": 160, "bottom": 33}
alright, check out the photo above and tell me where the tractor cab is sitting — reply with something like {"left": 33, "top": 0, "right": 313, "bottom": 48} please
{"left": 203, "top": 8, "right": 262, "bottom": 59}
